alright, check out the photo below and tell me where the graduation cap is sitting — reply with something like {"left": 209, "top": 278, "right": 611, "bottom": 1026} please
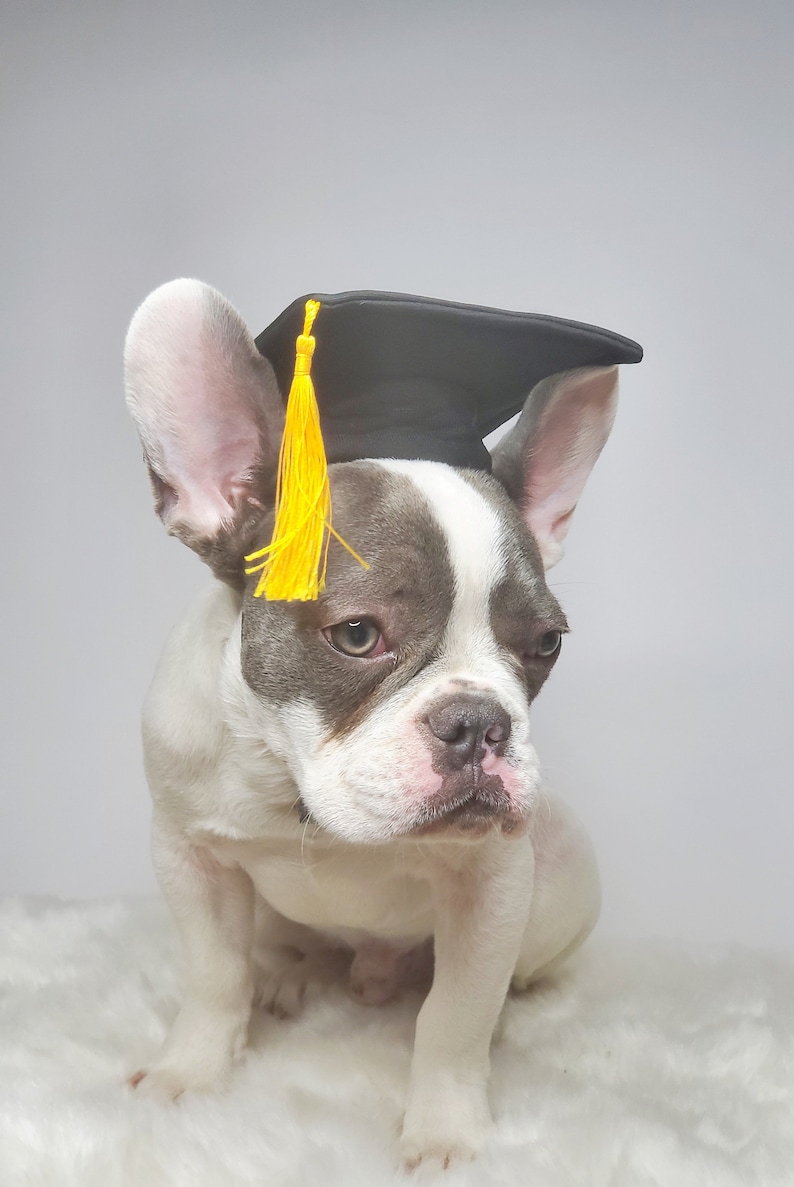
{"left": 245, "top": 290, "right": 643, "bottom": 602}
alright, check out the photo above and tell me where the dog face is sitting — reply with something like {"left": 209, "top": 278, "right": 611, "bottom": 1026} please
{"left": 237, "top": 460, "right": 565, "bottom": 841}
{"left": 125, "top": 280, "right": 619, "bottom": 843}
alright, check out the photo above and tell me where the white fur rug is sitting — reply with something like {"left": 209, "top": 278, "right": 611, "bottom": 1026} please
{"left": 1, "top": 897, "right": 792, "bottom": 1187}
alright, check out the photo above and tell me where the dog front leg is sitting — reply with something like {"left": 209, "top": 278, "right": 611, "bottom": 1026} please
{"left": 130, "top": 816, "right": 255, "bottom": 1098}
{"left": 400, "top": 837, "right": 535, "bottom": 1169}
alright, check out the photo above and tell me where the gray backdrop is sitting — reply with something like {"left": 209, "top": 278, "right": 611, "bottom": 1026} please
{"left": 3, "top": 0, "right": 792, "bottom": 948}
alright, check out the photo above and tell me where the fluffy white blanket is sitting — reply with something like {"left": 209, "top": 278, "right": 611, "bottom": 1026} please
{"left": 1, "top": 897, "right": 792, "bottom": 1186}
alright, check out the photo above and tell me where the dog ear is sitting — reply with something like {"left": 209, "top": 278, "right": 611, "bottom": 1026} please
{"left": 124, "top": 279, "right": 284, "bottom": 584}
{"left": 491, "top": 366, "right": 619, "bottom": 569}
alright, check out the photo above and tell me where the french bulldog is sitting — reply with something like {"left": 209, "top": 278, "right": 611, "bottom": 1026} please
{"left": 124, "top": 278, "right": 622, "bottom": 1170}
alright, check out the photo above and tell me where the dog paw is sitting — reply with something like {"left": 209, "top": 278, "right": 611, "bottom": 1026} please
{"left": 128, "top": 1065, "right": 193, "bottom": 1101}
{"left": 349, "top": 972, "right": 398, "bottom": 1006}
{"left": 255, "top": 949, "right": 346, "bottom": 1018}
{"left": 349, "top": 939, "right": 403, "bottom": 1006}
{"left": 400, "top": 1129, "right": 483, "bottom": 1173}
{"left": 128, "top": 1000, "right": 249, "bottom": 1099}
{"left": 400, "top": 1082, "right": 490, "bottom": 1171}
{"left": 127, "top": 1047, "right": 236, "bottom": 1100}
{"left": 349, "top": 937, "right": 433, "bottom": 1006}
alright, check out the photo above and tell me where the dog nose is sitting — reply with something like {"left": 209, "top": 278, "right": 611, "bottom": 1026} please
{"left": 424, "top": 695, "right": 512, "bottom": 770}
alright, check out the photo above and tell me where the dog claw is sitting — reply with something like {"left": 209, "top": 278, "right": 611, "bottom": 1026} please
{"left": 126, "top": 1067, "right": 190, "bottom": 1101}
{"left": 403, "top": 1147, "right": 470, "bottom": 1173}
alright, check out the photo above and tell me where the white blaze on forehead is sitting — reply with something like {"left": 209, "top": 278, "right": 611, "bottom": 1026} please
{"left": 376, "top": 460, "right": 506, "bottom": 668}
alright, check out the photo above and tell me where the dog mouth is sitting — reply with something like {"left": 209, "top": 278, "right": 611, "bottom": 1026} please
{"left": 410, "top": 772, "right": 524, "bottom": 838}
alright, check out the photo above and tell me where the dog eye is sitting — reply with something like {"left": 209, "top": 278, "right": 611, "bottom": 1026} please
{"left": 536, "top": 629, "right": 562, "bottom": 658}
{"left": 324, "top": 617, "right": 386, "bottom": 658}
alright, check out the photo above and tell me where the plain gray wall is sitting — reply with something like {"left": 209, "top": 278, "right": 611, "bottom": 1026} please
{"left": 3, "top": 0, "right": 792, "bottom": 948}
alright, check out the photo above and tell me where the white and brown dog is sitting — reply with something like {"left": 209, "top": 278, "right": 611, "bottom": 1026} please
{"left": 124, "top": 279, "right": 638, "bottom": 1169}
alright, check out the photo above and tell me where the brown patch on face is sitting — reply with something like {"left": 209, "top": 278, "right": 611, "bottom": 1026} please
{"left": 240, "top": 462, "right": 455, "bottom": 734}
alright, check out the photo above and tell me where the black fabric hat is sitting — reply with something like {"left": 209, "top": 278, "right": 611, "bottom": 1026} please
{"left": 254, "top": 290, "right": 643, "bottom": 473}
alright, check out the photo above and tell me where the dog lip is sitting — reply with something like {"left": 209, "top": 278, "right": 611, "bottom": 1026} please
{"left": 409, "top": 773, "right": 522, "bottom": 838}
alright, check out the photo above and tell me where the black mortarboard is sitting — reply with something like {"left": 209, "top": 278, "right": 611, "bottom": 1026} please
{"left": 246, "top": 290, "right": 642, "bottom": 601}
{"left": 255, "top": 290, "right": 643, "bottom": 473}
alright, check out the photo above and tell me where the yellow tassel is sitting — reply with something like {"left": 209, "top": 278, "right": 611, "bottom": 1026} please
{"left": 244, "top": 300, "right": 368, "bottom": 600}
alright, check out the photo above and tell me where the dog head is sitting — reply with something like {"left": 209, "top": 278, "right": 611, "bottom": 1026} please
{"left": 125, "top": 280, "right": 620, "bottom": 843}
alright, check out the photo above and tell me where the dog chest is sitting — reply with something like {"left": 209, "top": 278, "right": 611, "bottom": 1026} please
{"left": 230, "top": 840, "right": 436, "bottom": 943}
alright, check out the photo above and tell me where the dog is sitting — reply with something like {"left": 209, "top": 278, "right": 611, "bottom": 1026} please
{"left": 123, "top": 278, "right": 631, "bottom": 1170}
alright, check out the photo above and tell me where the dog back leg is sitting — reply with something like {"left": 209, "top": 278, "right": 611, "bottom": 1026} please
{"left": 251, "top": 897, "right": 351, "bottom": 1018}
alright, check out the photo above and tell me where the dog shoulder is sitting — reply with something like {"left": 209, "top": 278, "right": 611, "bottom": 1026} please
{"left": 142, "top": 581, "right": 242, "bottom": 803}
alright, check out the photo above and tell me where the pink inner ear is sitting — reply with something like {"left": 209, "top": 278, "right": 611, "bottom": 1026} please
{"left": 125, "top": 279, "right": 272, "bottom": 540}
{"left": 522, "top": 368, "right": 618, "bottom": 567}
{"left": 549, "top": 507, "right": 574, "bottom": 541}
{"left": 159, "top": 354, "right": 262, "bottom": 532}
